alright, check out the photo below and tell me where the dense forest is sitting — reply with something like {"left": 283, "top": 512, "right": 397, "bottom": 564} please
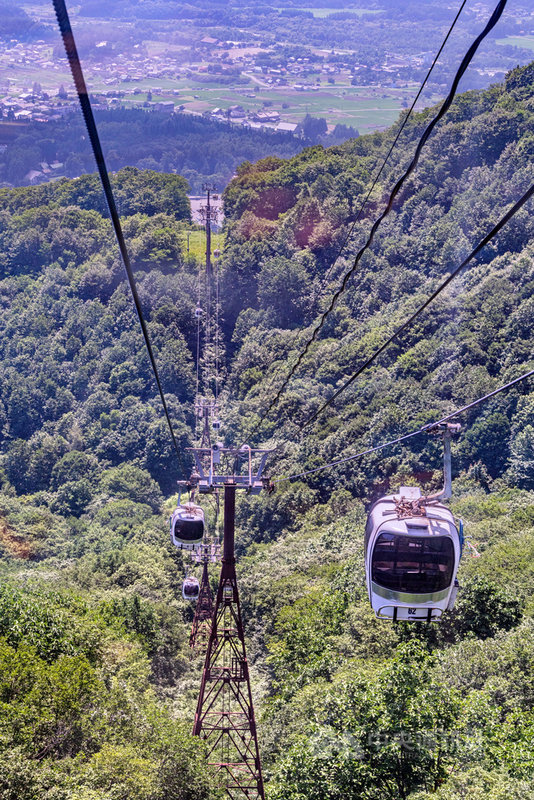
{"left": 0, "top": 62, "right": 533, "bottom": 799}
{"left": 0, "top": 2, "right": 48, "bottom": 38}
{"left": 0, "top": 110, "right": 304, "bottom": 193}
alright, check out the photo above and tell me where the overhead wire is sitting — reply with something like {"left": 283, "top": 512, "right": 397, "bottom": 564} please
{"left": 215, "top": 251, "right": 221, "bottom": 405}
{"left": 302, "top": 179, "right": 534, "bottom": 428}
{"left": 53, "top": 0, "right": 187, "bottom": 479}
{"left": 194, "top": 259, "right": 202, "bottom": 442}
{"left": 243, "top": 0, "right": 509, "bottom": 444}
{"left": 273, "top": 366, "right": 534, "bottom": 484}
{"left": 53, "top": 0, "right": 521, "bottom": 497}
{"left": 320, "top": 0, "right": 468, "bottom": 288}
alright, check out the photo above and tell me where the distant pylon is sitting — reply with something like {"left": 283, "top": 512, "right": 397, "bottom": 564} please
{"left": 200, "top": 183, "right": 219, "bottom": 280}
{"left": 193, "top": 484, "right": 265, "bottom": 800}
{"left": 190, "top": 560, "right": 214, "bottom": 655}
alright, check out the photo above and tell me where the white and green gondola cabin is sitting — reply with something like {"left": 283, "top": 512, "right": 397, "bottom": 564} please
{"left": 364, "top": 486, "right": 462, "bottom": 622}
{"left": 182, "top": 575, "right": 200, "bottom": 601}
{"left": 170, "top": 502, "right": 205, "bottom": 550}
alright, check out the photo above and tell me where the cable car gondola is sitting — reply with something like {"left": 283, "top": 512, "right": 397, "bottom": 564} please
{"left": 170, "top": 502, "right": 205, "bottom": 550}
{"left": 364, "top": 486, "right": 461, "bottom": 622}
{"left": 182, "top": 575, "right": 200, "bottom": 601}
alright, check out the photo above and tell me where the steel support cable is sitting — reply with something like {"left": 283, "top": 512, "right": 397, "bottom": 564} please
{"left": 205, "top": 226, "right": 212, "bottom": 398}
{"left": 215, "top": 254, "right": 220, "bottom": 404}
{"left": 243, "top": 0, "right": 508, "bottom": 444}
{"left": 303, "top": 179, "right": 534, "bottom": 428}
{"left": 195, "top": 311, "right": 202, "bottom": 441}
{"left": 237, "top": 0, "right": 466, "bottom": 447}
{"left": 195, "top": 257, "right": 203, "bottom": 444}
{"left": 320, "top": 0, "right": 468, "bottom": 289}
{"left": 273, "top": 367, "right": 534, "bottom": 484}
{"left": 53, "top": 0, "right": 187, "bottom": 478}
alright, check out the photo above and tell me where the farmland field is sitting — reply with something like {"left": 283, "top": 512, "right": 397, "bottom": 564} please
{"left": 496, "top": 35, "right": 534, "bottom": 52}
{"left": 183, "top": 228, "right": 225, "bottom": 261}
{"left": 137, "top": 83, "right": 427, "bottom": 131}
{"left": 4, "top": 50, "right": 432, "bottom": 131}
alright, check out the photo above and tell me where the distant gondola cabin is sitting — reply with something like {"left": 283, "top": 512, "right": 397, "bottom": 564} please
{"left": 365, "top": 486, "right": 461, "bottom": 622}
{"left": 182, "top": 576, "right": 200, "bottom": 601}
{"left": 170, "top": 503, "right": 205, "bottom": 550}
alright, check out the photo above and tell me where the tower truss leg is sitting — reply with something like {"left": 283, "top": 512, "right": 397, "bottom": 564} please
{"left": 190, "top": 560, "right": 215, "bottom": 655}
{"left": 193, "top": 485, "right": 265, "bottom": 800}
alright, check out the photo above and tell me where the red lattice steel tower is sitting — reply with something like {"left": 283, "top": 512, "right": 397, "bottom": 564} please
{"left": 190, "top": 560, "right": 214, "bottom": 654}
{"left": 193, "top": 484, "right": 265, "bottom": 800}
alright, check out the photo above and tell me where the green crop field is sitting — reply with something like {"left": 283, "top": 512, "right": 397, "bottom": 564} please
{"left": 177, "top": 83, "right": 421, "bottom": 130}
{"left": 496, "top": 35, "right": 534, "bottom": 52}
{"left": 2, "top": 55, "right": 428, "bottom": 131}
{"left": 184, "top": 229, "right": 225, "bottom": 262}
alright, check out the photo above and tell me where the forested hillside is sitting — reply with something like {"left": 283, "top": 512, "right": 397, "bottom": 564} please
{"left": 0, "top": 63, "right": 533, "bottom": 799}
{"left": 222, "top": 62, "right": 534, "bottom": 496}
{"left": 0, "top": 110, "right": 303, "bottom": 192}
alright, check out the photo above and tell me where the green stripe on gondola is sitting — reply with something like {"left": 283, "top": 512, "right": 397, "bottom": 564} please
{"left": 371, "top": 582, "right": 450, "bottom": 603}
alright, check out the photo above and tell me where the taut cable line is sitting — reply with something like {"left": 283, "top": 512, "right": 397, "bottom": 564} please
{"left": 320, "top": 0, "right": 468, "bottom": 288}
{"left": 53, "top": 0, "right": 187, "bottom": 479}
{"left": 274, "top": 367, "right": 534, "bottom": 484}
{"left": 302, "top": 181, "right": 534, "bottom": 428}
{"left": 242, "top": 0, "right": 509, "bottom": 444}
